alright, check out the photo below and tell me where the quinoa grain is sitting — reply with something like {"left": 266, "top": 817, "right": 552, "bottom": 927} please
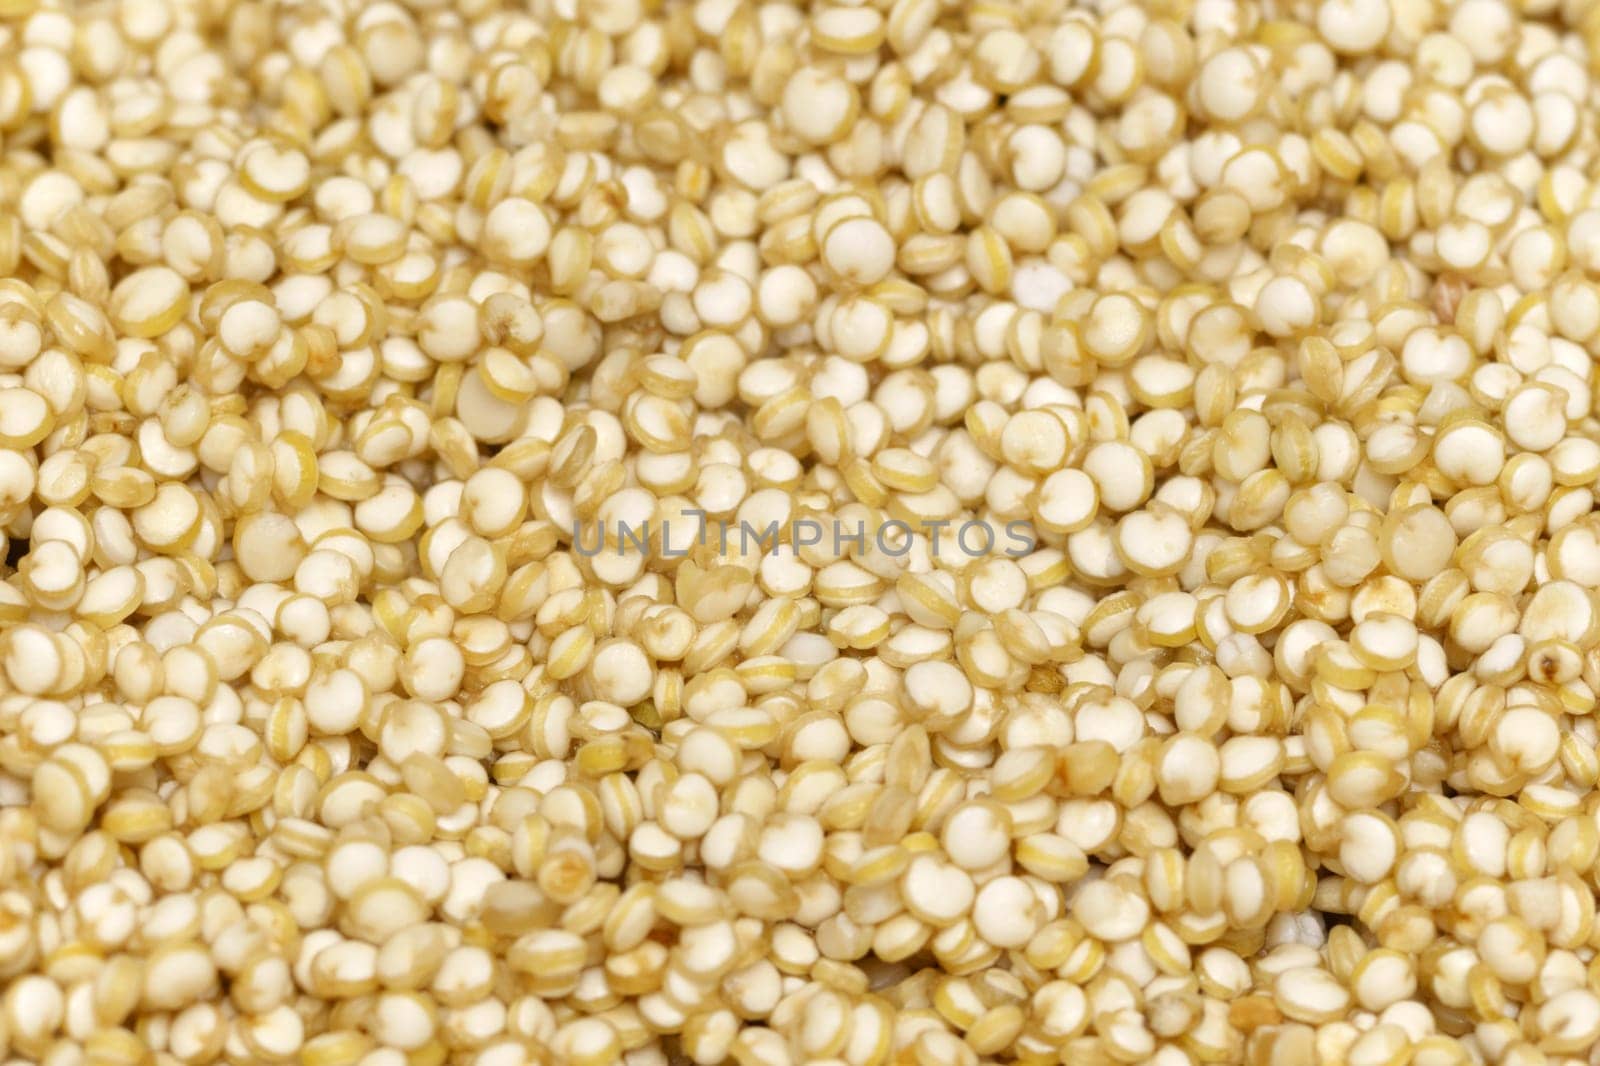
{"left": 1, "top": 0, "right": 1600, "bottom": 1063}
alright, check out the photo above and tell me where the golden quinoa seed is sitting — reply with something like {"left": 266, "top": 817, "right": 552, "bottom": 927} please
{"left": 0, "top": 0, "right": 1599, "bottom": 1063}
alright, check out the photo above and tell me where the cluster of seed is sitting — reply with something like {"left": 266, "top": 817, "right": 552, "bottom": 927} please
{"left": 4, "top": 0, "right": 1600, "bottom": 1063}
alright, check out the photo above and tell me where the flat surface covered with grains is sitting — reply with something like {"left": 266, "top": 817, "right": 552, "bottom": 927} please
{"left": 2, "top": 0, "right": 1600, "bottom": 1064}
